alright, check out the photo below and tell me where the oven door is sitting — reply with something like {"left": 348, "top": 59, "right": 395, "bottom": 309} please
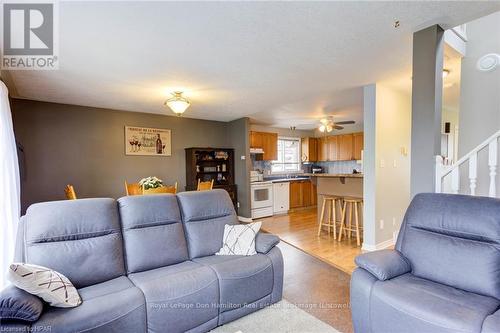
{"left": 251, "top": 184, "right": 273, "bottom": 209}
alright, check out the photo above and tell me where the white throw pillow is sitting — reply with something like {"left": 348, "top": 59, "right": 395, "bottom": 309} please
{"left": 8, "top": 263, "right": 82, "bottom": 308}
{"left": 216, "top": 222, "right": 262, "bottom": 256}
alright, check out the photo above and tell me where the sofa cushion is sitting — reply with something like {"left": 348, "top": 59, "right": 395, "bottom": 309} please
{"left": 194, "top": 254, "right": 274, "bottom": 313}
{"left": 370, "top": 273, "right": 500, "bottom": 333}
{"left": 177, "top": 190, "right": 238, "bottom": 258}
{"left": 24, "top": 198, "right": 125, "bottom": 288}
{"left": 397, "top": 193, "right": 500, "bottom": 299}
{"left": 129, "top": 261, "right": 219, "bottom": 333}
{"left": 117, "top": 195, "right": 189, "bottom": 273}
{"left": 35, "top": 276, "right": 146, "bottom": 333}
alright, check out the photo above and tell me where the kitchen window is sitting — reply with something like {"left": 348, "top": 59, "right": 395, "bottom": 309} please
{"left": 271, "top": 137, "right": 301, "bottom": 173}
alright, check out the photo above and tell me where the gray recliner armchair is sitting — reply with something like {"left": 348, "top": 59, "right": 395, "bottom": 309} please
{"left": 351, "top": 193, "right": 500, "bottom": 333}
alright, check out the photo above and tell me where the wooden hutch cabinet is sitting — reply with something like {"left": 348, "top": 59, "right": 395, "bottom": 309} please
{"left": 185, "top": 148, "right": 237, "bottom": 210}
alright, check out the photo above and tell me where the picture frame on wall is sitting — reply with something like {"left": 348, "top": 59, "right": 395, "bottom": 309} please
{"left": 125, "top": 126, "right": 172, "bottom": 156}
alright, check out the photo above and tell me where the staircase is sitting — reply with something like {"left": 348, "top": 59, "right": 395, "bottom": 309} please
{"left": 435, "top": 130, "right": 500, "bottom": 197}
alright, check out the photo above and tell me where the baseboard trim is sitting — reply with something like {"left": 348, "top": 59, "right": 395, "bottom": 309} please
{"left": 361, "top": 238, "right": 394, "bottom": 252}
{"left": 238, "top": 216, "right": 253, "bottom": 223}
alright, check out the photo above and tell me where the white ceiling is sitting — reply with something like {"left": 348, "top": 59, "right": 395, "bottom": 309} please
{"left": 4, "top": 1, "right": 500, "bottom": 129}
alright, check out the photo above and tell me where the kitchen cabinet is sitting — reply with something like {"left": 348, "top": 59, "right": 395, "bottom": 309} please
{"left": 250, "top": 131, "right": 263, "bottom": 149}
{"left": 338, "top": 134, "right": 354, "bottom": 160}
{"left": 353, "top": 132, "right": 364, "bottom": 160}
{"left": 306, "top": 132, "right": 364, "bottom": 162}
{"left": 289, "top": 180, "right": 317, "bottom": 209}
{"left": 327, "top": 135, "right": 339, "bottom": 161}
{"left": 273, "top": 182, "right": 290, "bottom": 214}
{"left": 249, "top": 131, "right": 278, "bottom": 161}
{"left": 301, "top": 137, "right": 318, "bottom": 162}
{"left": 317, "top": 137, "right": 328, "bottom": 162}
{"left": 263, "top": 132, "right": 278, "bottom": 161}
{"left": 289, "top": 181, "right": 303, "bottom": 209}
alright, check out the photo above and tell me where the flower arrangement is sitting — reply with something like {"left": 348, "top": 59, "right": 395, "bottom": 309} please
{"left": 139, "top": 176, "right": 163, "bottom": 190}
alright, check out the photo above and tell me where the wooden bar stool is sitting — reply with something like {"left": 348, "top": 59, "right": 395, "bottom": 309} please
{"left": 338, "top": 197, "right": 363, "bottom": 246}
{"left": 317, "top": 195, "right": 343, "bottom": 239}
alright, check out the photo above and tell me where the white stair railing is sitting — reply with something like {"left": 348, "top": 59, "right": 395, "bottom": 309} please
{"left": 436, "top": 130, "right": 500, "bottom": 197}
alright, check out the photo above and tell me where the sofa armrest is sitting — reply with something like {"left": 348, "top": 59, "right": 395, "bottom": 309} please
{"left": 354, "top": 249, "right": 411, "bottom": 281}
{"left": 255, "top": 233, "right": 280, "bottom": 254}
{"left": 482, "top": 309, "right": 500, "bottom": 333}
{"left": 0, "top": 285, "right": 43, "bottom": 322}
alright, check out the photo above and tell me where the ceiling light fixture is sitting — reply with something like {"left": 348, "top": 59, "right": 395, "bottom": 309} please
{"left": 165, "top": 91, "right": 191, "bottom": 116}
{"left": 477, "top": 53, "right": 500, "bottom": 72}
{"left": 442, "top": 69, "right": 450, "bottom": 78}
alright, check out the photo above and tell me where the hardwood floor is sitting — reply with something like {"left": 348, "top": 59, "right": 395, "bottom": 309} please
{"left": 258, "top": 207, "right": 362, "bottom": 274}
{"left": 278, "top": 241, "right": 353, "bottom": 333}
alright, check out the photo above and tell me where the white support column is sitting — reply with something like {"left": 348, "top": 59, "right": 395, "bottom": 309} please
{"left": 451, "top": 167, "right": 460, "bottom": 194}
{"left": 435, "top": 155, "right": 443, "bottom": 193}
{"left": 468, "top": 153, "right": 477, "bottom": 196}
{"left": 488, "top": 139, "right": 498, "bottom": 197}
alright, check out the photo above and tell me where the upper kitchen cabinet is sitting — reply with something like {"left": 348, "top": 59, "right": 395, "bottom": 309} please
{"left": 315, "top": 132, "right": 364, "bottom": 162}
{"left": 353, "top": 132, "right": 364, "bottom": 160}
{"left": 250, "top": 131, "right": 263, "bottom": 149}
{"left": 327, "top": 135, "right": 339, "bottom": 161}
{"left": 250, "top": 131, "right": 278, "bottom": 161}
{"left": 262, "top": 132, "right": 278, "bottom": 160}
{"left": 301, "top": 137, "right": 318, "bottom": 162}
{"left": 338, "top": 134, "right": 354, "bottom": 160}
{"left": 317, "top": 136, "right": 328, "bottom": 162}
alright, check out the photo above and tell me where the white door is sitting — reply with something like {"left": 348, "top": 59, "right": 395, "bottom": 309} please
{"left": 273, "top": 182, "right": 290, "bottom": 214}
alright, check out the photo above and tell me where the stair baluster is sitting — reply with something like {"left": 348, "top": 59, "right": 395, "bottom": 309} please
{"left": 468, "top": 153, "right": 477, "bottom": 196}
{"left": 488, "top": 139, "right": 497, "bottom": 197}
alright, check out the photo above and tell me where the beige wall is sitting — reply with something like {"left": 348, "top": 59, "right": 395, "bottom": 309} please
{"left": 374, "top": 84, "right": 411, "bottom": 245}
{"left": 12, "top": 99, "right": 235, "bottom": 213}
{"left": 363, "top": 83, "right": 411, "bottom": 248}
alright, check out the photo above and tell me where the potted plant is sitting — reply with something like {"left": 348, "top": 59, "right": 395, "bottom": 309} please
{"left": 139, "top": 176, "right": 163, "bottom": 190}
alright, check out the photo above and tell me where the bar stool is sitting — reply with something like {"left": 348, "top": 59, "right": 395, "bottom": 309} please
{"left": 317, "top": 195, "right": 343, "bottom": 239}
{"left": 338, "top": 197, "right": 363, "bottom": 246}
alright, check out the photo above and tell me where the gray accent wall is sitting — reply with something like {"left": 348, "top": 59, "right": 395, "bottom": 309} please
{"left": 227, "top": 118, "right": 251, "bottom": 218}
{"left": 410, "top": 25, "right": 444, "bottom": 197}
{"left": 11, "top": 99, "right": 243, "bottom": 213}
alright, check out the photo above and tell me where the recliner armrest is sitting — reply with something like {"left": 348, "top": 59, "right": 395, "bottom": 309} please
{"left": 0, "top": 284, "right": 43, "bottom": 322}
{"left": 355, "top": 249, "right": 411, "bottom": 281}
{"left": 255, "top": 233, "right": 280, "bottom": 254}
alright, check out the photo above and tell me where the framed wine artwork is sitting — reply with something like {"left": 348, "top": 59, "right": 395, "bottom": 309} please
{"left": 125, "top": 126, "right": 172, "bottom": 156}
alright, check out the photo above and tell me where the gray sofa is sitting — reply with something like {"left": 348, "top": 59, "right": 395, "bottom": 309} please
{"left": 351, "top": 193, "right": 500, "bottom": 333}
{"left": 0, "top": 189, "right": 283, "bottom": 332}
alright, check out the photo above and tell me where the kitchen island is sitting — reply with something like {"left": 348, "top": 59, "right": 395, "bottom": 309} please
{"left": 302, "top": 173, "right": 363, "bottom": 220}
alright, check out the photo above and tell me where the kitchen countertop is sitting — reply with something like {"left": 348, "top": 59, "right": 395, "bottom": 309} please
{"left": 301, "top": 173, "right": 363, "bottom": 178}
{"left": 263, "top": 177, "right": 311, "bottom": 183}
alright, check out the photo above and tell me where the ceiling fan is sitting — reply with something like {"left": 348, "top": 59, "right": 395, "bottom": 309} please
{"left": 318, "top": 117, "right": 355, "bottom": 133}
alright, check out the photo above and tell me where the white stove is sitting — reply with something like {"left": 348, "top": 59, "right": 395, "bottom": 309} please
{"left": 250, "top": 181, "right": 274, "bottom": 219}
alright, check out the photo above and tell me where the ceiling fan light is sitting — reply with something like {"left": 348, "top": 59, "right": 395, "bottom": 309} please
{"left": 326, "top": 125, "right": 333, "bottom": 132}
{"left": 319, "top": 125, "right": 326, "bottom": 132}
{"left": 165, "top": 92, "right": 191, "bottom": 115}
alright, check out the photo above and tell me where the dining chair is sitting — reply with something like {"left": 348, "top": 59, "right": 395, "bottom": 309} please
{"left": 125, "top": 181, "right": 142, "bottom": 196}
{"left": 64, "top": 184, "right": 77, "bottom": 200}
{"left": 142, "top": 182, "right": 178, "bottom": 195}
{"left": 197, "top": 179, "right": 214, "bottom": 191}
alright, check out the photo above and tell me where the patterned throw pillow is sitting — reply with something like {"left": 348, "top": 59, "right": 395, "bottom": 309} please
{"left": 8, "top": 263, "right": 82, "bottom": 308}
{"left": 216, "top": 222, "right": 262, "bottom": 256}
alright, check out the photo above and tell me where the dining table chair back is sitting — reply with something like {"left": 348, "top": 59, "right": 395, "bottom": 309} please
{"left": 125, "top": 181, "right": 142, "bottom": 196}
{"left": 64, "top": 184, "right": 77, "bottom": 200}
{"left": 197, "top": 179, "right": 214, "bottom": 191}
